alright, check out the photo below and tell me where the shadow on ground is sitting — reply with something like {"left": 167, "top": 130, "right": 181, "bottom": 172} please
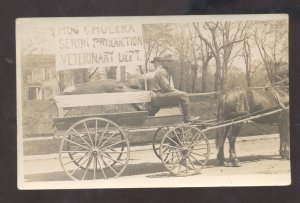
{"left": 24, "top": 154, "right": 283, "bottom": 182}
{"left": 205, "top": 154, "right": 284, "bottom": 167}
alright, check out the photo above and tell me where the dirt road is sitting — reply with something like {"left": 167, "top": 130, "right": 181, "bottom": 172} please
{"left": 21, "top": 134, "right": 290, "bottom": 189}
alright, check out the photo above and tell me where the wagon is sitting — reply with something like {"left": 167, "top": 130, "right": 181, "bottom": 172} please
{"left": 52, "top": 91, "right": 218, "bottom": 180}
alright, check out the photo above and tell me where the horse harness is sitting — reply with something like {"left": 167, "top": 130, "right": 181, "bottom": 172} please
{"left": 264, "top": 87, "right": 288, "bottom": 109}
{"left": 224, "top": 87, "right": 250, "bottom": 115}
{"left": 228, "top": 86, "right": 288, "bottom": 117}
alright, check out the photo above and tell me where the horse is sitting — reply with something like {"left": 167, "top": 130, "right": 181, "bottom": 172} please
{"left": 215, "top": 85, "right": 289, "bottom": 167}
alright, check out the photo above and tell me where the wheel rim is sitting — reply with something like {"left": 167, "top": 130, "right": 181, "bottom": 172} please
{"left": 160, "top": 125, "right": 210, "bottom": 176}
{"left": 152, "top": 127, "right": 169, "bottom": 159}
{"left": 59, "top": 117, "right": 130, "bottom": 180}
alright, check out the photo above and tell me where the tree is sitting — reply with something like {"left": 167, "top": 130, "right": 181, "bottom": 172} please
{"left": 186, "top": 24, "right": 199, "bottom": 93}
{"left": 171, "top": 24, "right": 191, "bottom": 91}
{"left": 254, "top": 20, "right": 288, "bottom": 83}
{"left": 142, "top": 24, "right": 173, "bottom": 72}
{"left": 241, "top": 22, "right": 262, "bottom": 87}
{"left": 193, "top": 21, "right": 246, "bottom": 91}
{"left": 196, "top": 34, "right": 213, "bottom": 92}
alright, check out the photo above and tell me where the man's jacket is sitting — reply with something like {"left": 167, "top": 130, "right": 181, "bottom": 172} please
{"left": 151, "top": 66, "right": 175, "bottom": 93}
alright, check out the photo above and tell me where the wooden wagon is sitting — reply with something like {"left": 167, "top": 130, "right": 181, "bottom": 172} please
{"left": 53, "top": 89, "right": 287, "bottom": 181}
{"left": 53, "top": 91, "right": 217, "bottom": 180}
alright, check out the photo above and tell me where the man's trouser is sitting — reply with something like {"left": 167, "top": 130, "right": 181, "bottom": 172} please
{"left": 145, "top": 90, "right": 191, "bottom": 123}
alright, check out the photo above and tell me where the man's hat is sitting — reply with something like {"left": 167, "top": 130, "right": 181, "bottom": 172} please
{"left": 150, "top": 57, "right": 162, "bottom": 63}
{"left": 150, "top": 55, "right": 173, "bottom": 63}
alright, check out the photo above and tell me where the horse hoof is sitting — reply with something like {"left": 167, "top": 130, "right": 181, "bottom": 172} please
{"left": 232, "top": 159, "right": 241, "bottom": 167}
{"left": 284, "top": 154, "right": 290, "bottom": 160}
{"left": 280, "top": 152, "right": 290, "bottom": 160}
{"left": 217, "top": 160, "right": 225, "bottom": 166}
{"left": 280, "top": 151, "right": 284, "bottom": 158}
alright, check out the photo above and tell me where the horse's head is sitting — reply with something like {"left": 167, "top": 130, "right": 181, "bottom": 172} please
{"left": 271, "top": 69, "right": 289, "bottom": 87}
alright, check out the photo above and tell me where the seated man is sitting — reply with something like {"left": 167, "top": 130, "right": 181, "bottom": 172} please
{"left": 145, "top": 55, "right": 192, "bottom": 123}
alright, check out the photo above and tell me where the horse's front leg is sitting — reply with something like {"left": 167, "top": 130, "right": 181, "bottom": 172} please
{"left": 216, "top": 127, "right": 229, "bottom": 166}
{"left": 217, "top": 145, "right": 225, "bottom": 166}
{"left": 228, "top": 124, "right": 242, "bottom": 167}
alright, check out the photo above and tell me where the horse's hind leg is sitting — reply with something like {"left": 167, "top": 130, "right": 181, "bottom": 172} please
{"left": 279, "top": 109, "right": 290, "bottom": 159}
{"left": 281, "top": 125, "right": 290, "bottom": 160}
{"left": 228, "top": 123, "right": 242, "bottom": 167}
{"left": 284, "top": 132, "right": 290, "bottom": 159}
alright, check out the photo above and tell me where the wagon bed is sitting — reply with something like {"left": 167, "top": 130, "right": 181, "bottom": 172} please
{"left": 53, "top": 91, "right": 213, "bottom": 180}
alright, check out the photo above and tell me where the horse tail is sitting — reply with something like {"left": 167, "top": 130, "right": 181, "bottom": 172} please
{"left": 215, "top": 93, "right": 226, "bottom": 149}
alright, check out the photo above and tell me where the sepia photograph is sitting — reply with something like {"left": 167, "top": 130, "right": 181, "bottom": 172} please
{"left": 16, "top": 14, "right": 290, "bottom": 189}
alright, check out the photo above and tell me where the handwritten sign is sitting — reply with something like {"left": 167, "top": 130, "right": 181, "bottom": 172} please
{"left": 55, "top": 24, "right": 145, "bottom": 71}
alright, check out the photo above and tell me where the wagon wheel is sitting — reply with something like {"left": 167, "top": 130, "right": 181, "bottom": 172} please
{"left": 152, "top": 127, "right": 170, "bottom": 159}
{"left": 160, "top": 124, "right": 210, "bottom": 176}
{"left": 59, "top": 117, "right": 130, "bottom": 180}
{"left": 66, "top": 132, "right": 125, "bottom": 170}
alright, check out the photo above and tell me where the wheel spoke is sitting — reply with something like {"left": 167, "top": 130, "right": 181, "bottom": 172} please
{"left": 83, "top": 121, "right": 94, "bottom": 147}
{"left": 98, "top": 130, "right": 119, "bottom": 148}
{"left": 161, "top": 128, "right": 168, "bottom": 135}
{"left": 164, "top": 151, "right": 181, "bottom": 163}
{"left": 190, "top": 138, "right": 205, "bottom": 147}
{"left": 168, "top": 149, "right": 177, "bottom": 163}
{"left": 102, "top": 150, "right": 127, "bottom": 154}
{"left": 97, "top": 122, "right": 110, "bottom": 147}
{"left": 81, "top": 155, "right": 93, "bottom": 180}
{"left": 161, "top": 148, "right": 180, "bottom": 155}
{"left": 185, "top": 158, "right": 189, "bottom": 173}
{"left": 181, "top": 127, "right": 186, "bottom": 143}
{"left": 185, "top": 128, "right": 193, "bottom": 143}
{"left": 163, "top": 149, "right": 171, "bottom": 162}
{"left": 162, "top": 144, "right": 181, "bottom": 150}
{"left": 173, "top": 129, "right": 183, "bottom": 146}
{"left": 190, "top": 132, "right": 201, "bottom": 145}
{"left": 164, "top": 146, "right": 173, "bottom": 154}
{"left": 70, "top": 155, "right": 90, "bottom": 176}
{"left": 160, "top": 147, "right": 169, "bottom": 154}
{"left": 165, "top": 134, "right": 182, "bottom": 148}
{"left": 96, "top": 156, "right": 107, "bottom": 179}
{"left": 190, "top": 151, "right": 208, "bottom": 158}
{"left": 188, "top": 157, "right": 197, "bottom": 171}
{"left": 93, "top": 156, "right": 97, "bottom": 180}
{"left": 95, "top": 120, "right": 98, "bottom": 147}
{"left": 99, "top": 155, "right": 118, "bottom": 175}
{"left": 63, "top": 152, "right": 89, "bottom": 166}
{"left": 190, "top": 154, "right": 205, "bottom": 166}
{"left": 61, "top": 150, "right": 90, "bottom": 153}
{"left": 71, "top": 128, "right": 93, "bottom": 149}
{"left": 177, "top": 155, "right": 183, "bottom": 173}
{"left": 101, "top": 153, "right": 124, "bottom": 165}
{"left": 101, "top": 139, "right": 125, "bottom": 150}
{"left": 64, "top": 138, "right": 91, "bottom": 151}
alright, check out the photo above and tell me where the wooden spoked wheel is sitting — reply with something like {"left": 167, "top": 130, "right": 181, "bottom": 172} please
{"left": 160, "top": 125, "right": 210, "bottom": 176}
{"left": 59, "top": 117, "right": 130, "bottom": 180}
{"left": 152, "top": 127, "right": 170, "bottom": 160}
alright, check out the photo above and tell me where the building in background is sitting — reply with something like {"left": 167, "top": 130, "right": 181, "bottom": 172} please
{"left": 22, "top": 54, "right": 58, "bottom": 102}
